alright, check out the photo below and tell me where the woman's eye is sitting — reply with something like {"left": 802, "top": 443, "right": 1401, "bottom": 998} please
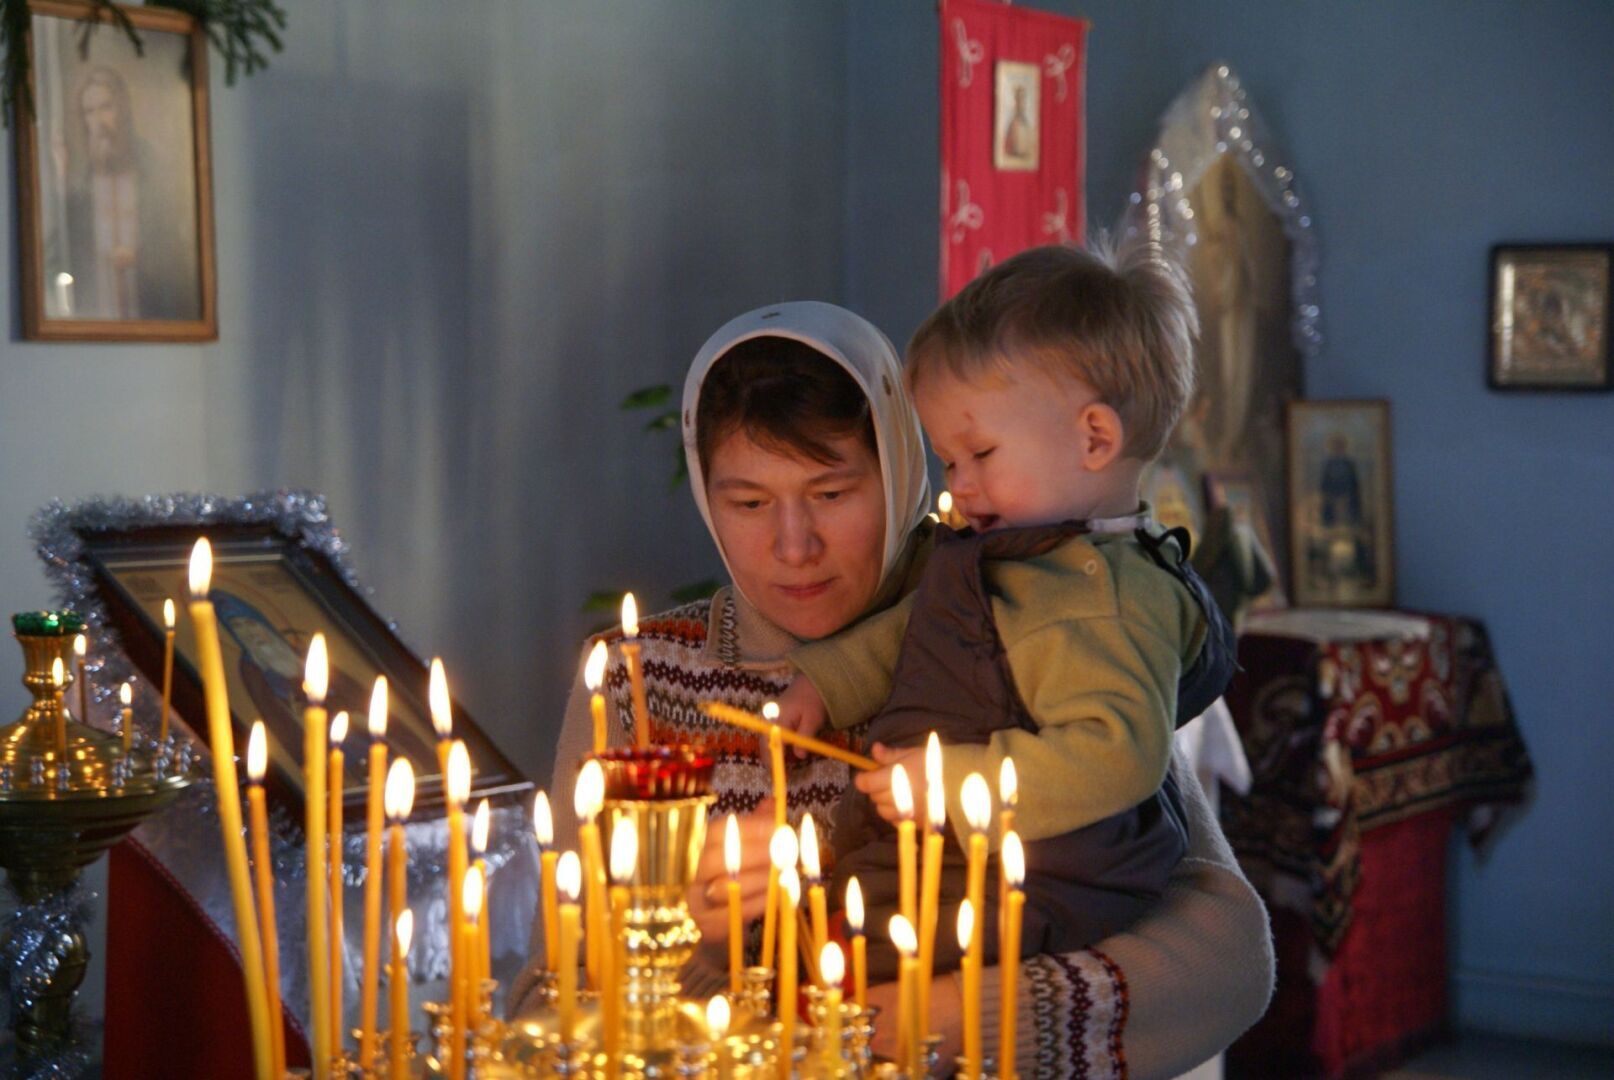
{"left": 972, "top": 448, "right": 995, "bottom": 461}
{"left": 731, "top": 499, "right": 764, "bottom": 511}
{"left": 817, "top": 490, "right": 844, "bottom": 502}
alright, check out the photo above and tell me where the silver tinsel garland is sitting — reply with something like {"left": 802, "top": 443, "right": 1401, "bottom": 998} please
{"left": 0, "top": 879, "right": 96, "bottom": 1079}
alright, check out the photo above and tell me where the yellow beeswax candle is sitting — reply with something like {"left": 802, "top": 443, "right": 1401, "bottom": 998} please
{"left": 302, "top": 635, "right": 333, "bottom": 1079}
{"left": 390, "top": 910, "right": 413, "bottom": 1080}
{"left": 118, "top": 682, "right": 132, "bottom": 756}
{"left": 471, "top": 799, "right": 492, "bottom": 1018}
{"left": 819, "top": 942, "right": 845, "bottom": 1071}
{"left": 188, "top": 539, "right": 274, "bottom": 1080}
{"left": 845, "top": 877, "right": 867, "bottom": 1010}
{"left": 328, "top": 711, "right": 348, "bottom": 1053}
{"left": 961, "top": 771, "right": 990, "bottom": 1075}
{"left": 707, "top": 995, "right": 733, "bottom": 1080}
{"left": 761, "top": 705, "right": 786, "bottom": 970}
{"left": 359, "top": 677, "right": 389, "bottom": 1071}
{"left": 72, "top": 633, "right": 87, "bottom": 729}
{"left": 724, "top": 813, "right": 743, "bottom": 995}
{"left": 958, "top": 900, "right": 979, "bottom": 1078}
{"left": 160, "top": 599, "right": 176, "bottom": 744}
{"left": 460, "top": 868, "right": 484, "bottom": 1067}
{"left": 50, "top": 659, "right": 65, "bottom": 757}
{"left": 584, "top": 640, "right": 609, "bottom": 755}
{"left": 892, "top": 764, "right": 917, "bottom": 930}
{"left": 555, "top": 853, "right": 582, "bottom": 1042}
{"left": 917, "top": 734, "right": 945, "bottom": 1033}
{"left": 800, "top": 814, "right": 828, "bottom": 977}
{"left": 246, "top": 723, "right": 287, "bottom": 1080}
{"left": 384, "top": 756, "right": 414, "bottom": 1052}
{"left": 889, "top": 913, "right": 919, "bottom": 1077}
{"left": 998, "top": 756, "right": 1017, "bottom": 935}
{"left": 574, "top": 760, "right": 607, "bottom": 990}
{"left": 620, "top": 593, "right": 651, "bottom": 747}
{"left": 606, "top": 816, "right": 637, "bottom": 1067}
{"left": 768, "top": 825, "right": 798, "bottom": 975}
{"left": 533, "top": 791, "right": 559, "bottom": 970}
{"left": 1000, "top": 832, "right": 1026, "bottom": 1080}
{"left": 776, "top": 867, "right": 799, "bottom": 1080}
{"left": 445, "top": 739, "right": 472, "bottom": 1080}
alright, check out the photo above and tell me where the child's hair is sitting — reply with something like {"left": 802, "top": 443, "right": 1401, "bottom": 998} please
{"left": 907, "top": 238, "right": 1198, "bottom": 461}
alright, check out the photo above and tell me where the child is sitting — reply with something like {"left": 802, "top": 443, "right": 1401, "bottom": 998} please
{"left": 777, "top": 240, "right": 1236, "bottom": 976}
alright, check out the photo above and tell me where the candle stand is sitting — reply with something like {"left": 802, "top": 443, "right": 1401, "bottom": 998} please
{"left": 2, "top": 617, "right": 192, "bottom": 1069}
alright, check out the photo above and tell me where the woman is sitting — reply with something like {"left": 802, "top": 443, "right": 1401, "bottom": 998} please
{"left": 512, "top": 302, "right": 1274, "bottom": 1078}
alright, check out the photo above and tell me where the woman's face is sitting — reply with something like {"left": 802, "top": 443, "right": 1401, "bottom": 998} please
{"left": 704, "top": 428, "right": 886, "bottom": 641}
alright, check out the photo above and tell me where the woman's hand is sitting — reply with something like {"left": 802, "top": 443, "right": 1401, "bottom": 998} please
{"left": 853, "top": 743, "right": 928, "bottom": 823}
{"left": 774, "top": 677, "right": 829, "bottom": 758}
{"left": 865, "top": 973, "right": 964, "bottom": 1076}
{"left": 687, "top": 801, "right": 779, "bottom": 954}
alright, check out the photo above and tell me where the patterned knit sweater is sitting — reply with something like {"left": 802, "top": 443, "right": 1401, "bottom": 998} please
{"left": 511, "top": 588, "right": 1275, "bottom": 1079}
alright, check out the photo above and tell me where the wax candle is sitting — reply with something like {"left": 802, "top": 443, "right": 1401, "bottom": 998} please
{"left": 776, "top": 866, "right": 799, "bottom": 1080}
{"left": 384, "top": 756, "right": 414, "bottom": 1052}
{"left": 445, "top": 740, "right": 472, "bottom": 1080}
{"left": 957, "top": 900, "right": 979, "bottom": 1078}
{"left": 584, "top": 640, "right": 609, "bottom": 755}
{"left": 160, "top": 598, "right": 175, "bottom": 744}
{"left": 574, "top": 760, "right": 607, "bottom": 991}
{"left": 471, "top": 798, "right": 492, "bottom": 1019}
{"left": 845, "top": 877, "right": 867, "bottom": 1010}
{"left": 800, "top": 813, "right": 828, "bottom": 977}
{"left": 961, "top": 771, "right": 990, "bottom": 1070}
{"left": 359, "top": 677, "right": 389, "bottom": 1071}
{"left": 892, "top": 764, "right": 917, "bottom": 930}
{"left": 72, "top": 633, "right": 87, "bottom": 727}
{"left": 303, "top": 634, "right": 333, "bottom": 1079}
{"left": 724, "top": 813, "right": 743, "bottom": 995}
{"left": 328, "top": 710, "right": 348, "bottom": 1051}
{"left": 768, "top": 825, "right": 798, "bottom": 975}
{"left": 889, "top": 914, "right": 919, "bottom": 1077}
{"left": 461, "top": 868, "right": 484, "bottom": 1059}
{"left": 1000, "top": 832, "right": 1026, "bottom": 1080}
{"left": 50, "top": 659, "right": 65, "bottom": 757}
{"left": 998, "top": 756, "right": 1017, "bottom": 935}
{"left": 917, "top": 734, "right": 945, "bottom": 1034}
{"left": 620, "top": 593, "right": 651, "bottom": 747}
{"left": 819, "top": 941, "right": 845, "bottom": 1071}
{"left": 246, "top": 722, "right": 287, "bottom": 1080}
{"left": 555, "top": 852, "right": 582, "bottom": 1042}
{"left": 761, "top": 702, "right": 786, "bottom": 970}
{"left": 390, "top": 910, "right": 413, "bottom": 1080}
{"left": 189, "top": 540, "right": 274, "bottom": 1079}
{"left": 533, "top": 791, "right": 559, "bottom": 970}
{"left": 118, "top": 682, "right": 133, "bottom": 756}
{"left": 606, "top": 816, "right": 637, "bottom": 1066}
{"left": 707, "top": 995, "right": 732, "bottom": 1080}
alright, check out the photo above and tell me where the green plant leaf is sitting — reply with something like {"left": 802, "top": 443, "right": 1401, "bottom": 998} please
{"left": 669, "top": 579, "right": 722, "bottom": 605}
{"left": 582, "top": 590, "right": 627, "bottom": 614}
{"left": 620, "top": 384, "right": 672, "bottom": 410}
{"left": 643, "top": 411, "right": 679, "bottom": 432}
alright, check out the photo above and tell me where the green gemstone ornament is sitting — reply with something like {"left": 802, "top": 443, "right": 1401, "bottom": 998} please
{"left": 11, "top": 611, "right": 85, "bottom": 637}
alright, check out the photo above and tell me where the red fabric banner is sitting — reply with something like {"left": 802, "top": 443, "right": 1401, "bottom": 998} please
{"left": 939, "top": 0, "right": 1087, "bottom": 299}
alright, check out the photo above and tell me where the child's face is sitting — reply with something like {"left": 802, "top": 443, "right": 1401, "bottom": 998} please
{"left": 914, "top": 364, "right": 1121, "bottom": 531}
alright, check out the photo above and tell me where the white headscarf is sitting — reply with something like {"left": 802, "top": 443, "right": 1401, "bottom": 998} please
{"left": 682, "top": 301, "right": 932, "bottom": 606}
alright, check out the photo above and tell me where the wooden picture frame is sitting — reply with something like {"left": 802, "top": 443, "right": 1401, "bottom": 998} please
{"left": 15, "top": 0, "right": 217, "bottom": 341}
{"left": 71, "top": 521, "right": 528, "bottom": 815}
{"left": 1285, "top": 400, "right": 1395, "bottom": 609}
{"left": 1488, "top": 244, "right": 1612, "bottom": 391}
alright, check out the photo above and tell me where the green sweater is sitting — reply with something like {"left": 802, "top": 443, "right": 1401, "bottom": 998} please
{"left": 791, "top": 528, "right": 1207, "bottom": 849}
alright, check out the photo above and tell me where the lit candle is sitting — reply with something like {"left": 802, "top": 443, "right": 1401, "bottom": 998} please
{"left": 460, "top": 867, "right": 484, "bottom": 1064}
{"left": 889, "top": 913, "right": 919, "bottom": 1077}
{"left": 574, "top": 760, "right": 607, "bottom": 991}
{"left": 768, "top": 825, "right": 798, "bottom": 977}
{"left": 761, "top": 700, "right": 786, "bottom": 971}
{"left": 892, "top": 764, "right": 917, "bottom": 930}
{"left": 188, "top": 539, "right": 274, "bottom": 1080}
{"left": 998, "top": 756, "right": 1017, "bottom": 936}
{"left": 246, "top": 722, "right": 287, "bottom": 1080}
{"left": 917, "top": 733, "right": 945, "bottom": 1035}
{"left": 957, "top": 900, "right": 979, "bottom": 1078}
{"left": 707, "top": 995, "right": 732, "bottom": 1080}
{"left": 72, "top": 633, "right": 87, "bottom": 727}
{"left": 50, "top": 658, "right": 66, "bottom": 756}
{"left": 329, "top": 711, "right": 348, "bottom": 1052}
{"left": 999, "top": 831, "right": 1026, "bottom": 1080}
{"left": 118, "top": 682, "right": 133, "bottom": 756}
{"left": 820, "top": 941, "right": 845, "bottom": 1070}
{"left": 445, "top": 740, "right": 472, "bottom": 1080}
{"left": 555, "top": 852, "right": 582, "bottom": 1042}
{"left": 845, "top": 877, "right": 867, "bottom": 1010}
{"left": 390, "top": 910, "right": 413, "bottom": 1080}
{"left": 724, "top": 813, "right": 743, "bottom": 995}
{"left": 471, "top": 798, "right": 492, "bottom": 1017}
{"left": 303, "top": 635, "right": 333, "bottom": 1080}
{"left": 620, "top": 593, "right": 651, "bottom": 747}
{"left": 384, "top": 756, "right": 414, "bottom": 1058}
{"left": 533, "top": 791, "right": 559, "bottom": 971}
{"left": 800, "top": 813, "right": 828, "bottom": 976}
{"left": 606, "top": 816, "right": 637, "bottom": 1066}
{"left": 584, "top": 640, "right": 609, "bottom": 755}
{"left": 160, "top": 599, "right": 175, "bottom": 744}
{"left": 776, "top": 866, "right": 800, "bottom": 1080}
{"left": 359, "top": 677, "right": 389, "bottom": 1071}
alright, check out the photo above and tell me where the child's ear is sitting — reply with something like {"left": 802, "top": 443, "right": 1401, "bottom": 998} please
{"left": 1076, "top": 402, "right": 1125, "bottom": 471}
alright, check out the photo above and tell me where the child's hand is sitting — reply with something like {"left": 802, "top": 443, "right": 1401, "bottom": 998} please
{"left": 853, "top": 743, "right": 929, "bottom": 824}
{"left": 774, "top": 677, "right": 828, "bottom": 759}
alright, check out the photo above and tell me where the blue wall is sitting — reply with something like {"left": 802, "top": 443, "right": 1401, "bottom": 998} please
{"left": 846, "top": 0, "right": 1614, "bottom": 1045}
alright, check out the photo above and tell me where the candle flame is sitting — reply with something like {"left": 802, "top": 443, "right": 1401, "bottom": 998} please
{"left": 938, "top": 490, "right": 954, "bottom": 515}
{"left": 999, "top": 756, "right": 1018, "bottom": 808}
{"left": 1003, "top": 831, "right": 1026, "bottom": 888}
{"left": 533, "top": 790, "right": 553, "bottom": 848}
{"left": 780, "top": 866, "right": 800, "bottom": 905}
{"left": 303, "top": 633, "right": 329, "bottom": 703}
{"left": 429, "top": 658, "right": 451, "bottom": 738}
{"left": 557, "top": 851, "right": 581, "bottom": 900}
{"left": 447, "top": 740, "right": 472, "bottom": 807}
{"left": 573, "top": 759, "right": 604, "bottom": 821}
{"left": 845, "top": 877, "right": 864, "bottom": 934}
{"left": 609, "top": 816, "right": 637, "bottom": 884}
{"left": 925, "top": 732, "right": 945, "bottom": 829}
{"left": 367, "top": 676, "right": 388, "bottom": 737}
{"left": 621, "top": 592, "right": 639, "bottom": 638}
{"left": 247, "top": 720, "right": 267, "bottom": 782}
{"left": 956, "top": 899, "right": 975, "bottom": 951}
{"left": 889, "top": 913, "right": 918, "bottom": 956}
{"left": 820, "top": 941, "right": 845, "bottom": 986}
{"left": 800, "top": 813, "right": 821, "bottom": 880}
{"left": 51, "top": 657, "right": 64, "bottom": 689}
{"left": 723, "top": 814, "right": 740, "bottom": 878}
{"left": 761, "top": 701, "right": 780, "bottom": 722}
{"left": 331, "top": 710, "right": 349, "bottom": 744}
{"left": 163, "top": 598, "right": 176, "bottom": 630}
{"left": 706, "top": 995, "right": 730, "bottom": 1039}
{"left": 472, "top": 798, "right": 491, "bottom": 855}
{"left": 962, "top": 772, "right": 992, "bottom": 832}
{"left": 187, "top": 538, "right": 213, "bottom": 597}
{"left": 73, "top": 633, "right": 86, "bottom": 658}
{"left": 583, "top": 640, "right": 608, "bottom": 692}
{"left": 892, "top": 763, "right": 913, "bottom": 821}
{"left": 463, "top": 865, "right": 484, "bottom": 920}
{"left": 396, "top": 909, "right": 414, "bottom": 956}
{"left": 119, "top": 681, "right": 132, "bottom": 706}
{"left": 384, "top": 757, "right": 416, "bottom": 821}
{"left": 769, "top": 823, "right": 798, "bottom": 872}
